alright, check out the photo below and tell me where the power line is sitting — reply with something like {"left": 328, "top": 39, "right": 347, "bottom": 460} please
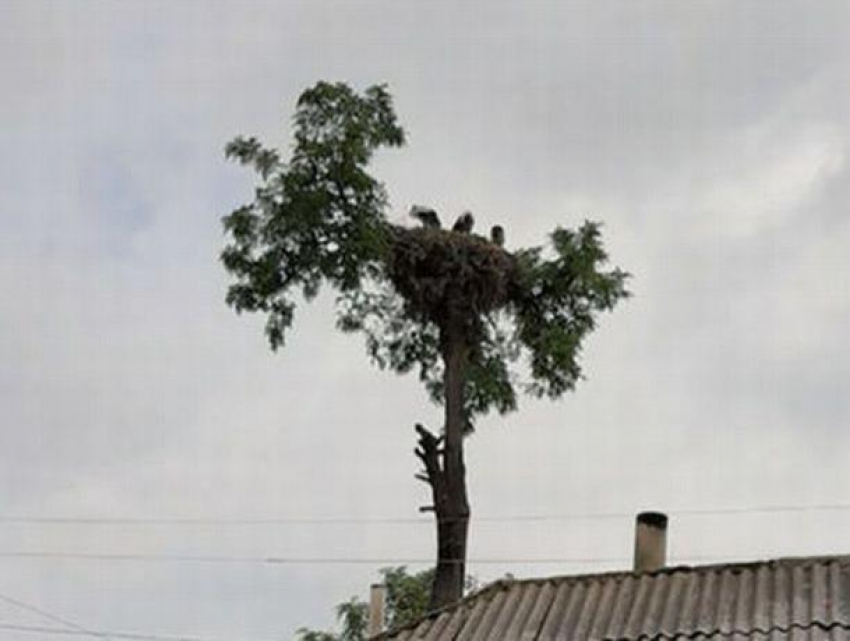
{"left": 0, "top": 621, "right": 271, "bottom": 641}
{"left": 0, "top": 591, "right": 105, "bottom": 640}
{"left": 3, "top": 502, "right": 850, "bottom": 526}
{"left": 0, "top": 550, "right": 731, "bottom": 566}
{"left": 0, "top": 551, "right": 628, "bottom": 565}
{"left": 0, "top": 516, "right": 429, "bottom": 526}
{"left": 0, "top": 595, "right": 275, "bottom": 640}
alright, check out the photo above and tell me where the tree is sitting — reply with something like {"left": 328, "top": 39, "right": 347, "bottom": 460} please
{"left": 380, "top": 566, "right": 434, "bottom": 630}
{"left": 221, "top": 81, "right": 629, "bottom": 609}
{"left": 294, "top": 567, "right": 435, "bottom": 640}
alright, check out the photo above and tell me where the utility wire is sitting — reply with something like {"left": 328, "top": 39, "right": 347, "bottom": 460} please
{"left": 0, "top": 591, "right": 106, "bottom": 640}
{"left": 0, "top": 621, "right": 271, "bottom": 641}
{"left": 3, "top": 502, "right": 850, "bottom": 526}
{"left": 0, "top": 551, "right": 734, "bottom": 566}
{"left": 0, "top": 551, "right": 630, "bottom": 565}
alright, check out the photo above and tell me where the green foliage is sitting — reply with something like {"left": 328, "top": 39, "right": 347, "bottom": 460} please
{"left": 380, "top": 566, "right": 434, "bottom": 630}
{"left": 294, "top": 567, "right": 434, "bottom": 640}
{"left": 222, "top": 82, "right": 629, "bottom": 426}
{"left": 335, "top": 598, "right": 368, "bottom": 641}
{"left": 294, "top": 631, "right": 338, "bottom": 641}
{"left": 222, "top": 82, "right": 405, "bottom": 349}
{"left": 511, "top": 222, "right": 630, "bottom": 398}
{"left": 293, "top": 597, "right": 366, "bottom": 641}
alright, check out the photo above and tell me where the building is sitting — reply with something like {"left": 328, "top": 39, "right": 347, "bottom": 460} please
{"left": 372, "top": 513, "right": 850, "bottom": 640}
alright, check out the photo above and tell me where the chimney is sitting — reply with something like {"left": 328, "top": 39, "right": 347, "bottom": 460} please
{"left": 633, "top": 511, "right": 668, "bottom": 572}
{"left": 368, "top": 583, "right": 386, "bottom": 637}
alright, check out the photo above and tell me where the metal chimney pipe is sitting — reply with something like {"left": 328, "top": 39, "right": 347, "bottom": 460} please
{"left": 368, "top": 583, "right": 386, "bottom": 637}
{"left": 633, "top": 511, "right": 668, "bottom": 572}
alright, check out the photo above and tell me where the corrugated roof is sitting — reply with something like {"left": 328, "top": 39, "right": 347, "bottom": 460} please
{"left": 375, "top": 556, "right": 850, "bottom": 640}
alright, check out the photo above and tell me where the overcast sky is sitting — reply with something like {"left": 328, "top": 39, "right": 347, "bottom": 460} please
{"left": 2, "top": 1, "right": 850, "bottom": 639}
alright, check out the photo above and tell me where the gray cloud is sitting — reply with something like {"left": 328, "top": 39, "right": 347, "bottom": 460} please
{"left": 2, "top": 1, "right": 850, "bottom": 638}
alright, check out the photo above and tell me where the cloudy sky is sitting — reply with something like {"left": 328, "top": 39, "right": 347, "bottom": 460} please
{"left": 2, "top": 1, "right": 850, "bottom": 639}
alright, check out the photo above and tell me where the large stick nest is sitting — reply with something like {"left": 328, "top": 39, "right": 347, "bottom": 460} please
{"left": 387, "top": 225, "right": 517, "bottom": 327}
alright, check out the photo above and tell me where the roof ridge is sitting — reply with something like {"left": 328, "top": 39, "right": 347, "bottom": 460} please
{"left": 500, "top": 552, "right": 850, "bottom": 589}
{"left": 372, "top": 553, "right": 850, "bottom": 640}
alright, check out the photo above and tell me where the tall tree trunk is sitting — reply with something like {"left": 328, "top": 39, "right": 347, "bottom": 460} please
{"left": 429, "top": 327, "right": 470, "bottom": 610}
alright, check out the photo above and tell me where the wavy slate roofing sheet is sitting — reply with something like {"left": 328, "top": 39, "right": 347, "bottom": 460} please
{"left": 375, "top": 556, "right": 850, "bottom": 640}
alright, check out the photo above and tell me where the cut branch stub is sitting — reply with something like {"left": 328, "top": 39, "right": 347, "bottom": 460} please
{"left": 414, "top": 423, "right": 446, "bottom": 506}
